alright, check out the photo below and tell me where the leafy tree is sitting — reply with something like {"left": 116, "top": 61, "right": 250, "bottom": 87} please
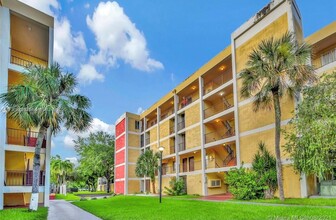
{"left": 135, "top": 149, "right": 160, "bottom": 194}
{"left": 74, "top": 131, "right": 115, "bottom": 193}
{"left": 240, "top": 33, "right": 317, "bottom": 200}
{"left": 226, "top": 166, "right": 265, "bottom": 200}
{"left": 252, "top": 142, "right": 277, "bottom": 199}
{"left": 164, "top": 177, "right": 186, "bottom": 196}
{"left": 50, "top": 155, "right": 74, "bottom": 193}
{"left": 285, "top": 72, "right": 336, "bottom": 180}
{"left": 0, "top": 64, "right": 92, "bottom": 211}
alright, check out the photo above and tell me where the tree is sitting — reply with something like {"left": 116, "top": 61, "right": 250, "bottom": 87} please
{"left": 0, "top": 64, "right": 92, "bottom": 211}
{"left": 74, "top": 131, "right": 115, "bottom": 193}
{"left": 51, "top": 155, "right": 74, "bottom": 193}
{"left": 240, "top": 33, "right": 317, "bottom": 200}
{"left": 285, "top": 72, "right": 336, "bottom": 180}
{"left": 135, "top": 149, "right": 160, "bottom": 194}
{"left": 252, "top": 142, "right": 277, "bottom": 199}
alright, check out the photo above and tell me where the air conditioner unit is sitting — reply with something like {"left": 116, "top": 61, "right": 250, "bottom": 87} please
{"left": 208, "top": 179, "right": 221, "bottom": 188}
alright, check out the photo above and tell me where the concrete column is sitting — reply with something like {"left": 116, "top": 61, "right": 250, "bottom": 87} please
{"left": 198, "top": 76, "right": 207, "bottom": 196}
{"left": 44, "top": 128, "right": 51, "bottom": 207}
{"left": 0, "top": 7, "right": 10, "bottom": 210}
{"left": 173, "top": 93, "right": 179, "bottom": 178}
{"left": 157, "top": 107, "right": 160, "bottom": 150}
{"left": 48, "top": 27, "right": 54, "bottom": 67}
{"left": 125, "top": 116, "right": 129, "bottom": 194}
{"left": 300, "top": 173, "right": 308, "bottom": 198}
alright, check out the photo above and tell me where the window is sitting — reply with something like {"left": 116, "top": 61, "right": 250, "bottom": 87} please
{"left": 172, "top": 161, "right": 176, "bottom": 172}
{"left": 321, "top": 48, "right": 336, "bottom": 66}
{"left": 135, "top": 120, "right": 140, "bottom": 130}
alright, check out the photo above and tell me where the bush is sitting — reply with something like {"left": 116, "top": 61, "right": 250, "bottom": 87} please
{"left": 164, "top": 177, "right": 186, "bottom": 196}
{"left": 80, "top": 197, "right": 87, "bottom": 201}
{"left": 226, "top": 166, "right": 265, "bottom": 200}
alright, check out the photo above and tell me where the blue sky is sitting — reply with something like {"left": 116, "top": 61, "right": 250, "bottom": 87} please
{"left": 20, "top": 0, "right": 336, "bottom": 163}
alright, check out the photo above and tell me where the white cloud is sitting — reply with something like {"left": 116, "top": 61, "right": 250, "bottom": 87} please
{"left": 20, "top": 0, "right": 87, "bottom": 68}
{"left": 137, "top": 107, "right": 145, "bottom": 114}
{"left": 65, "top": 157, "right": 78, "bottom": 166}
{"left": 84, "top": 3, "right": 90, "bottom": 9}
{"left": 78, "top": 64, "right": 104, "bottom": 84}
{"left": 86, "top": 1, "right": 163, "bottom": 72}
{"left": 63, "top": 118, "right": 115, "bottom": 148}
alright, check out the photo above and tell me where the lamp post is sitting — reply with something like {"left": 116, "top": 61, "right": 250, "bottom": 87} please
{"left": 158, "top": 146, "right": 164, "bottom": 203}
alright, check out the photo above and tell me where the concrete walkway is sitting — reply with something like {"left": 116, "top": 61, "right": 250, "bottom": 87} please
{"left": 48, "top": 200, "right": 101, "bottom": 220}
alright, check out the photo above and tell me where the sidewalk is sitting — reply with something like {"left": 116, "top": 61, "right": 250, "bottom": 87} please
{"left": 48, "top": 200, "right": 101, "bottom": 220}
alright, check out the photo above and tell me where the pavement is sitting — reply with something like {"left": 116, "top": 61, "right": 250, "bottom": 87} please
{"left": 48, "top": 200, "right": 101, "bottom": 220}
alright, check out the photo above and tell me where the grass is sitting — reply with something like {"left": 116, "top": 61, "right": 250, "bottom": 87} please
{"left": 0, "top": 207, "right": 48, "bottom": 220}
{"left": 249, "top": 198, "right": 336, "bottom": 207}
{"left": 55, "top": 193, "right": 80, "bottom": 201}
{"left": 73, "top": 196, "right": 336, "bottom": 220}
{"left": 74, "top": 191, "right": 112, "bottom": 195}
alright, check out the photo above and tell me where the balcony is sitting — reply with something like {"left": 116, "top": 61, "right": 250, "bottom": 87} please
{"left": 10, "top": 48, "right": 48, "bottom": 68}
{"left": 204, "top": 98, "right": 233, "bottom": 119}
{"left": 180, "top": 160, "right": 202, "bottom": 172}
{"left": 206, "top": 144, "right": 237, "bottom": 169}
{"left": 204, "top": 130, "right": 235, "bottom": 144}
{"left": 203, "top": 73, "right": 232, "bottom": 95}
{"left": 161, "top": 108, "right": 174, "bottom": 121}
{"left": 177, "top": 121, "right": 185, "bottom": 131}
{"left": 169, "top": 125, "right": 175, "bottom": 135}
{"left": 145, "top": 137, "right": 150, "bottom": 146}
{"left": 170, "top": 145, "right": 175, "bottom": 154}
{"left": 162, "top": 165, "right": 175, "bottom": 175}
{"left": 7, "top": 128, "right": 46, "bottom": 148}
{"left": 5, "top": 170, "right": 45, "bottom": 186}
{"left": 178, "top": 142, "right": 186, "bottom": 152}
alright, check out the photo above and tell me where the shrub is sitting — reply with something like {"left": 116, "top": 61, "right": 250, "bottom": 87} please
{"left": 164, "top": 177, "right": 186, "bottom": 196}
{"left": 226, "top": 166, "right": 265, "bottom": 200}
{"left": 80, "top": 197, "right": 87, "bottom": 201}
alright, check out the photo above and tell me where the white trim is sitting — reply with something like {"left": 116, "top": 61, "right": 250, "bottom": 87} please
{"left": 115, "top": 113, "right": 126, "bottom": 125}
{"left": 162, "top": 153, "right": 175, "bottom": 160}
{"left": 128, "top": 162, "right": 136, "bottom": 165}
{"left": 8, "top": 63, "right": 25, "bottom": 73}
{"left": 203, "top": 107, "right": 234, "bottom": 124}
{"left": 128, "top": 131, "right": 141, "bottom": 136}
{"left": 203, "top": 79, "right": 233, "bottom": 100}
{"left": 115, "top": 147, "right": 126, "bottom": 154}
{"left": 179, "top": 170, "right": 202, "bottom": 175}
{"left": 199, "top": 76, "right": 207, "bottom": 196}
{"left": 300, "top": 173, "right": 308, "bottom": 198}
{"left": 116, "top": 131, "right": 126, "bottom": 140}
{"left": 44, "top": 128, "right": 51, "bottom": 207}
{"left": 145, "top": 124, "right": 157, "bottom": 133}
{"left": 177, "top": 122, "right": 200, "bottom": 135}
{"left": 128, "top": 177, "right": 144, "bottom": 181}
{"left": 159, "top": 113, "right": 175, "bottom": 125}
{"left": 239, "top": 119, "right": 291, "bottom": 137}
{"left": 316, "top": 61, "right": 336, "bottom": 74}
{"left": 158, "top": 133, "right": 175, "bottom": 143}
{"left": 115, "top": 163, "right": 125, "bottom": 168}
{"left": 205, "top": 166, "right": 237, "bottom": 173}
{"left": 48, "top": 27, "right": 54, "bottom": 67}
{"left": 177, "top": 99, "right": 200, "bottom": 115}
{"left": 115, "top": 178, "right": 125, "bottom": 182}
{"left": 128, "top": 146, "right": 140, "bottom": 150}
{"left": 178, "top": 146, "right": 201, "bottom": 156}
{"left": 4, "top": 144, "right": 47, "bottom": 153}
{"left": 238, "top": 97, "right": 254, "bottom": 107}
{"left": 204, "top": 136, "right": 237, "bottom": 149}
{"left": 173, "top": 93, "right": 180, "bottom": 178}
{"left": 4, "top": 186, "right": 45, "bottom": 193}
{"left": 243, "top": 159, "right": 293, "bottom": 168}
{"left": 125, "top": 116, "right": 129, "bottom": 194}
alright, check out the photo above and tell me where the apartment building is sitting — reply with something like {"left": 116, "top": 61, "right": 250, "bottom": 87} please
{"left": 114, "top": 0, "right": 336, "bottom": 198}
{"left": 0, "top": 0, "right": 54, "bottom": 209}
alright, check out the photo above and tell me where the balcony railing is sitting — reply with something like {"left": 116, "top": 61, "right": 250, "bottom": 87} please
{"left": 180, "top": 160, "right": 202, "bottom": 172}
{"left": 161, "top": 108, "right": 174, "bottom": 121}
{"left": 5, "top": 170, "right": 45, "bottom": 186}
{"left": 7, "top": 128, "right": 46, "bottom": 148}
{"left": 145, "top": 137, "right": 150, "bottom": 146}
{"left": 204, "top": 130, "right": 235, "bottom": 144}
{"left": 178, "top": 142, "right": 186, "bottom": 152}
{"left": 162, "top": 165, "right": 175, "bottom": 175}
{"left": 170, "top": 145, "right": 175, "bottom": 154}
{"left": 10, "top": 48, "right": 48, "bottom": 68}
{"left": 169, "top": 125, "right": 175, "bottom": 134}
{"left": 177, "top": 121, "right": 185, "bottom": 131}
{"left": 204, "top": 99, "right": 233, "bottom": 119}
{"left": 203, "top": 73, "right": 231, "bottom": 95}
{"left": 179, "top": 92, "right": 199, "bottom": 110}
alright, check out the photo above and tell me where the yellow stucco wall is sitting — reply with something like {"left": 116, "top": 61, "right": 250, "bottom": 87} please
{"left": 149, "top": 126, "right": 157, "bottom": 143}
{"left": 207, "top": 173, "right": 227, "bottom": 195}
{"left": 128, "top": 149, "right": 140, "bottom": 163}
{"left": 280, "top": 165, "right": 301, "bottom": 198}
{"left": 185, "top": 126, "right": 201, "bottom": 149}
{"left": 239, "top": 126, "right": 291, "bottom": 164}
{"left": 159, "top": 139, "right": 170, "bottom": 157}
{"left": 128, "top": 164, "right": 137, "bottom": 178}
{"left": 185, "top": 103, "right": 200, "bottom": 127}
{"left": 128, "top": 133, "right": 139, "bottom": 147}
{"left": 159, "top": 120, "right": 170, "bottom": 139}
{"left": 128, "top": 180, "right": 140, "bottom": 194}
{"left": 235, "top": 13, "right": 288, "bottom": 76}
{"left": 4, "top": 192, "right": 44, "bottom": 206}
{"left": 186, "top": 174, "right": 202, "bottom": 195}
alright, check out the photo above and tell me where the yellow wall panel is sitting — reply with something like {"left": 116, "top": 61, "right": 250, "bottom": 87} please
{"left": 207, "top": 173, "right": 227, "bottom": 195}
{"left": 128, "top": 180, "right": 140, "bottom": 194}
{"left": 128, "top": 149, "right": 140, "bottom": 163}
{"left": 185, "top": 103, "right": 200, "bottom": 127}
{"left": 128, "top": 164, "right": 137, "bottom": 178}
{"left": 186, "top": 174, "right": 202, "bottom": 195}
{"left": 128, "top": 133, "right": 139, "bottom": 147}
{"left": 149, "top": 126, "right": 157, "bottom": 143}
{"left": 159, "top": 120, "right": 170, "bottom": 139}
{"left": 185, "top": 126, "right": 201, "bottom": 149}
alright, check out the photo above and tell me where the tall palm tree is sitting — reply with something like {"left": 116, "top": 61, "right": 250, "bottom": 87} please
{"left": 0, "top": 63, "right": 92, "bottom": 211}
{"left": 240, "top": 33, "right": 317, "bottom": 201}
{"left": 51, "top": 156, "right": 74, "bottom": 193}
{"left": 135, "top": 149, "right": 160, "bottom": 194}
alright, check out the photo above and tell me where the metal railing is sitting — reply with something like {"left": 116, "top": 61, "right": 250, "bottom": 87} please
{"left": 169, "top": 125, "right": 175, "bottom": 134}
{"left": 204, "top": 131, "right": 235, "bottom": 144}
{"left": 204, "top": 99, "right": 233, "bottom": 119}
{"left": 10, "top": 48, "right": 48, "bottom": 68}
{"left": 5, "top": 170, "right": 45, "bottom": 186}
{"left": 178, "top": 142, "right": 186, "bottom": 152}
{"left": 7, "top": 128, "right": 46, "bottom": 148}
{"left": 180, "top": 160, "right": 202, "bottom": 172}
{"left": 145, "top": 137, "right": 150, "bottom": 145}
{"left": 162, "top": 165, "right": 175, "bottom": 175}
{"left": 170, "top": 145, "right": 175, "bottom": 154}
{"left": 160, "top": 108, "right": 174, "bottom": 121}
{"left": 179, "top": 92, "right": 199, "bottom": 110}
{"left": 203, "top": 73, "right": 231, "bottom": 95}
{"left": 177, "top": 121, "right": 185, "bottom": 131}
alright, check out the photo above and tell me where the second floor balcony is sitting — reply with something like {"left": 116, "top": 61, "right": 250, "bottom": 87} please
{"left": 7, "top": 128, "right": 46, "bottom": 148}
{"left": 10, "top": 48, "right": 48, "bottom": 68}
{"left": 5, "top": 170, "right": 45, "bottom": 186}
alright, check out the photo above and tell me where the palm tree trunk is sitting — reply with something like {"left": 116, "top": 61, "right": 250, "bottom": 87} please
{"left": 29, "top": 125, "right": 48, "bottom": 211}
{"left": 272, "top": 91, "right": 285, "bottom": 201}
{"left": 151, "top": 180, "right": 156, "bottom": 194}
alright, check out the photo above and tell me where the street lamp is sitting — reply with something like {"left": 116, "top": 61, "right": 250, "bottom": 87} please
{"left": 158, "top": 146, "right": 164, "bottom": 203}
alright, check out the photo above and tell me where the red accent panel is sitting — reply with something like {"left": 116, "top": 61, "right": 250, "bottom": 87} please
{"left": 115, "top": 165, "right": 125, "bottom": 179}
{"left": 116, "top": 118, "right": 126, "bottom": 137}
{"left": 116, "top": 134, "right": 125, "bottom": 151}
{"left": 115, "top": 181, "right": 125, "bottom": 194}
{"left": 116, "top": 149, "right": 125, "bottom": 165}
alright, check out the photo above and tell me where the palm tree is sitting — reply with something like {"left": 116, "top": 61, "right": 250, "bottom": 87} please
{"left": 135, "top": 149, "right": 160, "bottom": 194}
{"left": 51, "top": 155, "right": 74, "bottom": 193}
{"left": 240, "top": 33, "right": 317, "bottom": 201}
{"left": 0, "top": 63, "right": 92, "bottom": 211}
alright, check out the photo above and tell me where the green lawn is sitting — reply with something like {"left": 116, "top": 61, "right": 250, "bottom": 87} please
{"left": 248, "top": 198, "right": 336, "bottom": 207}
{"left": 74, "top": 191, "right": 112, "bottom": 195}
{"left": 73, "top": 196, "right": 336, "bottom": 220}
{"left": 55, "top": 193, "right": 80, "bottom": 201}
{"left": 0, "top": 207, "right": 48, "bottom": 220}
